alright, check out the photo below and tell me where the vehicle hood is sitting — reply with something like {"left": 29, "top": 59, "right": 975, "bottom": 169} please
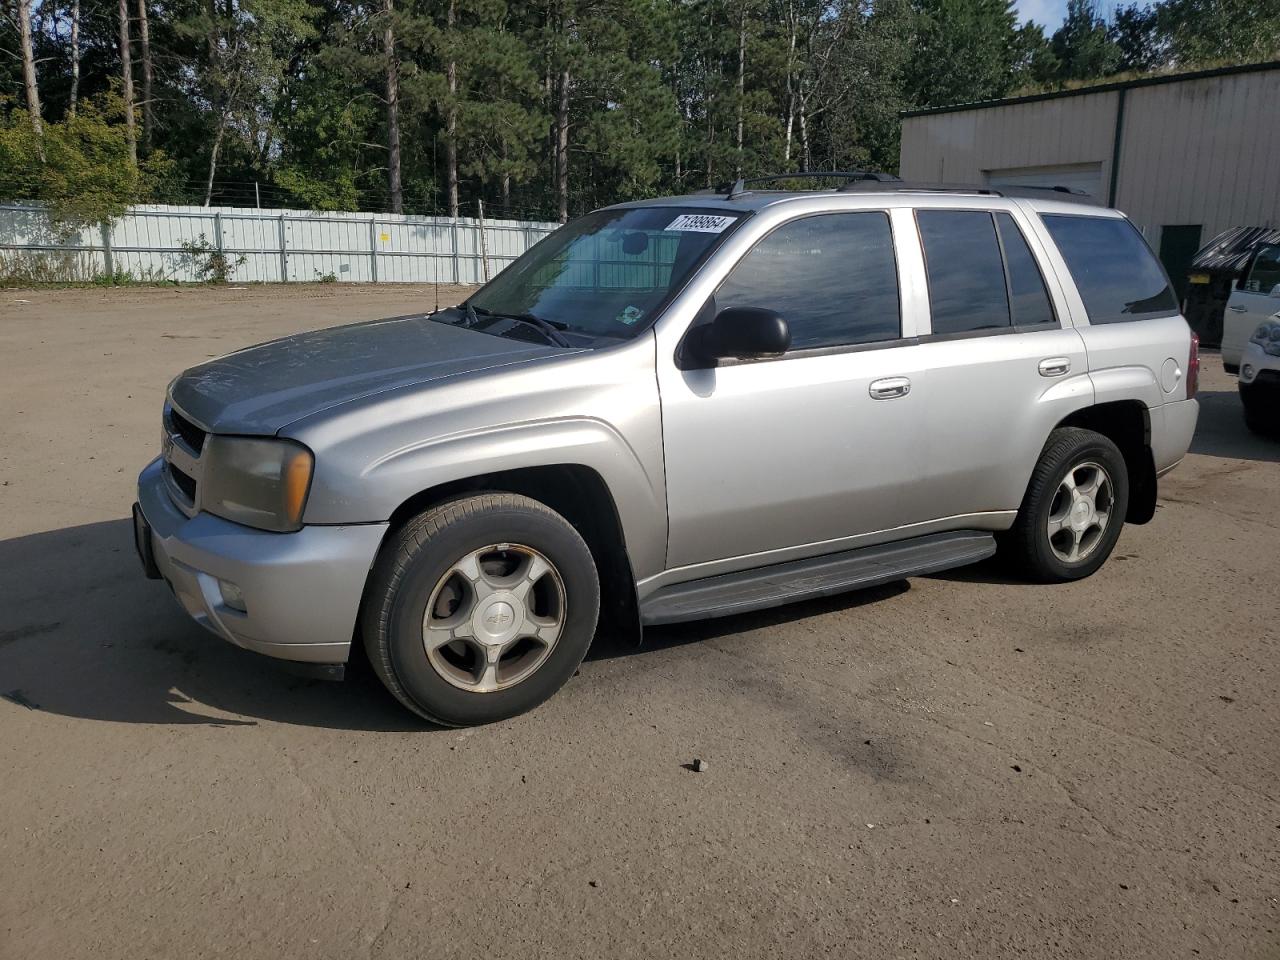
{"left": 169, "top": 313, "right": 566, "bottom": 435}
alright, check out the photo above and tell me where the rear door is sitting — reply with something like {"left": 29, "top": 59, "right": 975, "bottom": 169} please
{"left": 910, "top": 207, "right": 1091, "bottom": 520}
{"left": 1223, "top": 243, "right": 1280, "bottom": 369}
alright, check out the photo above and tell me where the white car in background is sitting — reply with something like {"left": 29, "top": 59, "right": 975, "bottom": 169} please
{"left": 1222, "top": 241, "right": 1280, "bottom": 373}
{"left": 1239, "top": 320, "right": 1280, "bottom": 434}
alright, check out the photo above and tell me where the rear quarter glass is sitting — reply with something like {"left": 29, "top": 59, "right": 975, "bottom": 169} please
{"left": 1042, "top": 214, "right": 1179, "bottom": 324}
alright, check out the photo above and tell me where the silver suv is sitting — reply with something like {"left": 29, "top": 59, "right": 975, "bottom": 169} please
{"left": 133, "top": 175, "right": 1201, "bottom": 725}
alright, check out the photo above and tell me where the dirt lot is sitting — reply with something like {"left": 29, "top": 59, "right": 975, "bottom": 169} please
{"left": 1, "top": 285, "right": 1277, "bottom": 959}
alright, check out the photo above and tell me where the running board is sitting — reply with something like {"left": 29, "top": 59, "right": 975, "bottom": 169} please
{"left": 640, "top": 530, "right": 996, "bottom": 626}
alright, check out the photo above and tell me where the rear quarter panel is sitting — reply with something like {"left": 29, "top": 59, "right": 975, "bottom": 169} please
{"left": 1017, "top": 200, "right": 1198, "bottom": 471}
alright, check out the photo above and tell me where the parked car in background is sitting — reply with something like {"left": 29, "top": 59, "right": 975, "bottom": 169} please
{"left": 1222, "top": 242, "right": 1280, "bottom": 372}
{"left": 1239, "top": 319, "right": 1280, "bottom": 434}
{"left": 1182, "top": 225, "right": 1280, "bottom": 349}
{"left": 133, "top": 174, "right": 1201, "bottom": 726}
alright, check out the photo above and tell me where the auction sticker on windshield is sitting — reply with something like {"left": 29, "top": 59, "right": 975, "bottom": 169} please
{"left": 665, "top": 214, "right": 736, "bottom": 233}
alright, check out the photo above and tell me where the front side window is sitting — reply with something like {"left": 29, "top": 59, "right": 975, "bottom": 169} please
{"left": 1243, "top": 244, "right": 1280, "bottom": 294}
{"left": 917, "top": 210, "right": 1012, "bottom": 334}
{"left": 715, "top": 212, "right": 901, "bottom": 351}
{"left": 463, "top": 206, "right": 744, "bottom": 341}
{"left": 1042, "top": 214, "right": 1178, "bottom": 324}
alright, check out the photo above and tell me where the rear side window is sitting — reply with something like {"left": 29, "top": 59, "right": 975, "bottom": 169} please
{"left": 995, "top": 213, "right": 1055, "bottom": 327}
{"left": 917, "top": 210, "right": 1010, "bottom": 334}
{"left": 1042, "top": 215, "right": 1178, "bottom": 323}
{"left": 715, "top": 212, "right": 900, "bottom": 350}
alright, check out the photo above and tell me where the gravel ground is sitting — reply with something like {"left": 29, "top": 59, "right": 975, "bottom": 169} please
{"left": 1, "top": 284, "right": 1277, "bottom": 959}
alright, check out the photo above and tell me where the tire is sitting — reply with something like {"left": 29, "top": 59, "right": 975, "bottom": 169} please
{"left": 1002, "top": 427, "right": 1130, "bottom": 583}
{"left": 362, "top": 493, "right": 600, "bottom": 726}
{"left": 1240, "top": 384, "right": 1271, "bottom": 436}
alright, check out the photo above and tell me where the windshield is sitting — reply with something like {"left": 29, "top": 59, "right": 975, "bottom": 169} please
{"left": 462, "top": 206, "right": 745, "bottom": 342}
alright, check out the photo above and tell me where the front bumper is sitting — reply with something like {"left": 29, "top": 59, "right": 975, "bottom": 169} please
{"left": 136, "top": 458, "right": 387, "bottom": 665}
{"left": 1239, "top": 341, "right": 1280, "bottom": 391}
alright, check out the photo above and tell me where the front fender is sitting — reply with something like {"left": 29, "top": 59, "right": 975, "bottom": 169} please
{"left": 288, "top": 337, "right": 668, "bottom": 580}
{"left": 358, "top": 416, "right": 666, "bottom": 576}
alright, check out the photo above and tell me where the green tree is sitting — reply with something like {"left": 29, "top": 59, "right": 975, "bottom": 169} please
{"left": 1109, "top": 3, "right": 1165, "bottom": 72}
{"left": 1158, "top": 0, "right": 1280, "bottom": 65}
{"left": 172, "top": 0, "right": 320, "bottom": 205}
{"left": 1050, "top": 0, "right": 1119, "bottom": 82}
{"left": 1012, "top": 22, "right": 1059, "bottom": 88}
{"left": 0, "top": 93, "right": 171, "bottom": 230}
{"left": 903, "top": 0, "right": 1021, "bottom": 108}
{"left": 792, "top": 0, "right": 914, "bottom": 174}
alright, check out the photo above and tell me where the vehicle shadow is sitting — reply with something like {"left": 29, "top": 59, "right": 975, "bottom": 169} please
{"left": 587, "top": 580, "right": 912, "bottom": 661}
{"left": 1190, "top": 389, "right": 1279, "bottom": 463}
{"left": 0, "top": 518, "right": 915, "bottom": 730}
{"left": 923, "top": 555, "right": 1026, "bottom": 586}
{"left": 0, "top": 518, "right": 425, "bottom": 731}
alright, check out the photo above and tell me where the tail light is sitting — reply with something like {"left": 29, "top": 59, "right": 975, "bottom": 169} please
{"left": 1186, "top": 331, "right": 1200, "bottom": 399}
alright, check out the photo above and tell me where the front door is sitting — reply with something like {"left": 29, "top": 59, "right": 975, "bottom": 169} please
{"left": 1224, "top": 243, "right": 1280, "bottom": 368}
{"left": 657, "top": 210, "right": 928, "bottom": 571}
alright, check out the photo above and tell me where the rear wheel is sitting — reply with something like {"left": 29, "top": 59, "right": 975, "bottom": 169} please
{"left": 362, "top": 493, "right": 600, "bottom": 725}
{"left": 1002, "top": 427, "right": 1130, "bottom": 583}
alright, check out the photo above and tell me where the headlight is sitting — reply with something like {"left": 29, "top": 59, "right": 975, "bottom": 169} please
{"left": 202, "top": 436, "right": 314, "bottom": 532}
{"left": 1249, "top": 321, "right": 1280, "bottom": 357}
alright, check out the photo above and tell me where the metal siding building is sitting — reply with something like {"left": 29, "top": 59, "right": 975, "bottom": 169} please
{"left": 900, "top": 62, "right": 1280, "bottom": 291}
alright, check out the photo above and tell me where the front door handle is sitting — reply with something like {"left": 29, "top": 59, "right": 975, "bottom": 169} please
{"left": 1228, "top": 304, "right": 1248, "bottom": 313}
{"left": 869, "top": 376, "right": 911, "bottom": 400}
{"left": 1038, "top": 357, "right": 1071, "bottom": 377}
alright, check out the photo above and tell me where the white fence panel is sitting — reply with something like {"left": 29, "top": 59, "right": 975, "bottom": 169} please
{"left": 0, "top": 203, "right": 558, "bottom": 284}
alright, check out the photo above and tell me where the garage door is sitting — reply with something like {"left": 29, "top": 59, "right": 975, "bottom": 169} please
{"left": 984, "top": 163, "right": 1105, "bottom": 203}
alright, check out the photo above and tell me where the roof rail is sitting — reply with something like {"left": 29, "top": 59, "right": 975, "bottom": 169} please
{"left": 715, "top": 170, "right": 902, "bottom": 200}
{"left": 989, "top": 184, "right": 1098, "bottom": 205}
{"left": 837, "top": 180, "right": 1099, "bottom": 205}
{"left": 839, "top": 180, "right": 1000, "bottom": 197}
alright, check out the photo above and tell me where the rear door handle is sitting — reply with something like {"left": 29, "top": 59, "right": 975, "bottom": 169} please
{"left": 1228, "top": 304, "right": 1248, "bottom": 313}
{"left": 1038, "top": 357, "right": 1071, "bottom": 377}
{"left": 869, "top": 376, "right": 911, "bottom": 400}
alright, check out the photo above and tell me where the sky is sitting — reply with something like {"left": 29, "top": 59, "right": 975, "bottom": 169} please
{"left": 1013, "top": 0, "right": 1134, "bottom": 28}
{"left": 1014, "top": 0, "right": 1073, "bottom": 26}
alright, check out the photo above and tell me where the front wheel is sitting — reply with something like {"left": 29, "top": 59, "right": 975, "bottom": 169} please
{"left": 362, "top": 493, "right": 600, "bottom": 725}
{"left": 1240, "top": 383, "right": 1273, "bottom": 436}
{"left": 1002, "top": 427, "right": 1130, "bottom": 583}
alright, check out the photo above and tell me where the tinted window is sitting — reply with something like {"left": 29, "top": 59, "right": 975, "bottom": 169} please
{"left": 995, "top": 213, "right": 1055, "bottom": 327}
{"left": 716, "top": 212, "right": 900, "bottom": 350}
{"left": 918, "top": 210, "right": 1010, "bottom": 334}
{"left": 1244, "top": 244, "right": 1280, "bottom": 294}
{"left": 1043, "top": 215, "right": 1178, "bottom": 324}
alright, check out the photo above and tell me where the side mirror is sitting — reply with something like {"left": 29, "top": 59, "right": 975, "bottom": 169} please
{"left": 694, "top": 307, "right": 791, "bottom": 362}
{"left": 1269, "top": 283, "right": 1280, "bottom": 298}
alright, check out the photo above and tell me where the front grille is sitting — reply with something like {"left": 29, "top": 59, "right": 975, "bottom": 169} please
{"left": 167, "top": 462, "right": 197, "bottom": 502}
{"left": 162, "top": 401, "right": 206, "bottom": 516}
{"left": 169, "top": 406, "right": 207, "bottom": 453}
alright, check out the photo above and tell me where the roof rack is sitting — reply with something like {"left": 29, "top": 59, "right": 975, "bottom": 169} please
{"left": 715, "top": 170, "right": 902, "bottom": 200}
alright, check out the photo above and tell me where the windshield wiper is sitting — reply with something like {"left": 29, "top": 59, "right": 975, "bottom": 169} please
{"left": 469, "top": 306, "right": 572, "bottom": 347}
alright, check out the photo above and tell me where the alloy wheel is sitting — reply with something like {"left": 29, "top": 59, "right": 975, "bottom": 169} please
{"left": 1046, "top": 461, "right": 1114, "bottom": 563}
{"left": 422, "top": 544, "right": 566, "bottom": 693}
